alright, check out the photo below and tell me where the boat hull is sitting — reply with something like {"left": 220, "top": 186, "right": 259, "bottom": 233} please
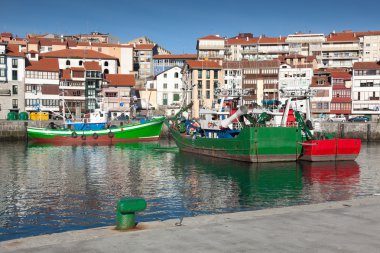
{"left": 168, "top": 124, "right": 303, "bottom": 163}
{"left": 27, "top": 117, "right": 165, "bottom": 145}
{"left": 299, "top": 139, "right": 361, "bottom": 161}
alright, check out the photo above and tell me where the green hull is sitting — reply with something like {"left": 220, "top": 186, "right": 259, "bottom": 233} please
{"left": 168, "top": 124, "right": 303, "bottom": 163}
{"left": 27, "top": 117, "right": 165, "bottom": 145}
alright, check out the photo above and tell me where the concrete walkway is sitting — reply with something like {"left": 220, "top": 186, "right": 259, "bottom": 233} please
{"left": 1, "top": 196, "right": 380, "bottom": 253}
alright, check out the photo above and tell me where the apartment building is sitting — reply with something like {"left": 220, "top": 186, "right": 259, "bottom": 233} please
{"left": 352, "top": 61, "right": 380, "bottom": 116}
{"left": 133, "top": 44, "right": 157, "bottom": 80}
{"left": 320, "top": 32, "right": 361, "bottom": 68}
{"left": 309, "top": 71, "right": 332, "bottom": 117}
{"left": 182, "top": 60, "right": 223, "bottom": 118}
{"left": 329, "top": 70, "right": 352, "bottom": 116}
{"left": 225, "top": 34, "right": 288, "bottom": 61}
{"left": 24, "top": 58, "right": 60, "bottom": 114}
{"left": 65, "top": 32, "right": 119, "bottom": 44}
{"left": 196, "top": 35, "right": 225, "bottom": 63}
{"left": 278, "top": 63, "right": 313, "bottom": 105}
{"left": 0, "top": 44, "right": 26, "bottom": 119}
{"left": 222, "top": 61, "right": 243, "bottom": 96}
{"left": 240, "top": 60, "right": 280, "bottom": 106}
{"left": 285, "top": 33, "right": 325, "bottom": 57}
{"left": 74, "top": 42, "right": 134, "bottom": 74}
{"left": 154, "top": 66, "right": 182, "bottom": 108}
{"left": 102, "top": 74, "right": 135, "bottom": 117}
{"left": 153, "top": 54, "right": 197, "bottom": 76}
{"left": 356, "top": 31, "right": 380, "bottom": 62}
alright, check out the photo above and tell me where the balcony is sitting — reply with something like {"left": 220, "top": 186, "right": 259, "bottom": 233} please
{"left": 241, "top": 48, "right": 258, "bottom": 54}
{"left": 319, "top": 54, "right": 359, "bottom": 59}
{"left": 198, "top": 53, "right": 224, "bottom": 59}
{"left": 322, "top": 45, "right": 360, "bottom": 51}
{"left": 198, "top": 45, "right": 225, "bottom": 50}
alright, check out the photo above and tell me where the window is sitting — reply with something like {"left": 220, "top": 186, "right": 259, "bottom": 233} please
{"left": 198, "top": 80, "right": 202, "bottom": 89}
{"left": 104, "top": 61, "right": 108, "bottom": 66}
{"left": 214, "top": 70, "right": 218, "bottom": 79}
{"left": 323, "top": 102, "right": 329, "bottom": 109}
{"left": 173, "top": 93, "right": 180, "bottom": 101}
{"left": 164, "top": 73, "right": 167, "bottom": 78}
{"left": 98, "top": 47, "right": 102, "bottom": 52}
{"left": 0, "top": 68, "right": 5, "bottom": 77}
{"left": 198, "top": 90, "right": 202, "bottom": 99}
{"left": 206, "top": 70, "right": 210, "bottom": 79}
{"left": 12, "top": 70, "right": 17, "bottom": 80}
{"left": 150, "top": 83, "right": 154, "bottom": 89}
{"left": 66, "top": 60, "right": 70, "bottom": 66}
{"left": 0, "top": 56, "right": 5, "bottom": 64}
{"left": 73, "top": 91, "right": 82, "bottom": 96}
{"left": 174, "top": 83, "right": 178, "bottom": 89}
{"left": 198, "top": 70, "right": 202, "bottom": 78}
{"left": 12, "top": 99, "right": 18, "bottom": 109}
{"left": 12, "top": 59, "right": 18, "bottom": 68}
{"left": 12, "top": 85, "right": 18, "bottom": 95}
{"left": 79, "top": 60, "right": 83, "bottom": 66}
{"left": 206, "top": 80, "right": 210, "bottom": 89}
{"left": 206, "top": 90, "right": 210, "bottom": 99}
{"left": 163, "top": 83, "right": 167, "bottom": 89}
{"left": 174, "top": 72, "right": 179, "bottom": 78}
{"left": 163, "top": 93, "right": 168, "bottom": 105}
{"left": 104, "top": 69, "right": 109, "bottom": 74}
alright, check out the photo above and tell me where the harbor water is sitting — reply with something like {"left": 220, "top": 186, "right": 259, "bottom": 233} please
{"left": 0, "top": 140, "right": 380, "bottom": 241}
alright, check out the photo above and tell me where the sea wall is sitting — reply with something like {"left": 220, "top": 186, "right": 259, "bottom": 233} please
{"left": 1, "top": 120, "right": 379, "bottom": 141}
{"left": 315, "top": 122, "right": 380, "bottom": 141}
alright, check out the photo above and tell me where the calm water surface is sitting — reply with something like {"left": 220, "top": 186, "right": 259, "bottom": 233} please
{"left": 0, "top": 140, "right": 380, "bottom": 241}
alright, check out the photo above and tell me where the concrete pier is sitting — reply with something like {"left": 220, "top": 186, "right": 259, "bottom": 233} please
{"left": 1, "top": 196, "right": 379, "bottom": 253}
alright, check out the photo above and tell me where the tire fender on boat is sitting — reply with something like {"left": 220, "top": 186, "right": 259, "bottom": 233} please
{"left": 92, "top": 133, "right": 99, "bottom": 139}
{"left": 71, "top": 132, "right": 78, "bottom": 138}
{"left": 108, "top": 131, "right": 114, "bottom": 138}
{"left": 81, "top": 135, "right": 86, "bottom": 140}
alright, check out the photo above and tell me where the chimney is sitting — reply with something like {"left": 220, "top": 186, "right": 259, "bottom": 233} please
{"left": 246, "top": 37, "right": 249, "bottom": 41}
{"left": 18, "top": 45, "right": 22, "bottom": 52}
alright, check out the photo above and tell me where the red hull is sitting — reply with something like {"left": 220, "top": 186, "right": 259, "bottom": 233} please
{"left": 300, "top": 139, "right": 361, "bottom": 161}
{"left": 29, "top": 135, "right": 160, "bottom": 146}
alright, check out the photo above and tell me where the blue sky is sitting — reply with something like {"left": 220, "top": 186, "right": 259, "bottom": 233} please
{"left": 2, "top": 0, "right": 380, "bottom": 54}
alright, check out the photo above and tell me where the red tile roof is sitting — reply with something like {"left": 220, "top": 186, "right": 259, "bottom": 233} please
{"left": 153, "top": 54, "right": 197, "bottom": 59}
{"left": 226, "top": 37, "right": 258, "bottom": 45}
{"left": 26, "top": 58, "right": 59, "bottom": 72}
{"left": 134, "top": 44, "right": 155, "bottom": 50}
{"left": 186, "top": 60, "right": 222, "bottom": 69}
{"left": 198, "top": 35, "right": 225, "bottom": 40}
{"left": 257, "top": 37, "right": 286, "bottom": 44}
{"left": 330, "top": 71, "right": 352, "bottom": 79}
{"left": 355, "top": 31, "right": 380, "bottom": 36}
{"left": 353, "top": 62, "right": 380, "bottom": 70}
{"left": 325, "top": 32, "right": 359, "bottom": 42}
{"left": 28, "top": 50, "right": 39, "bottom": 54}
{"left": 1, "top": 32, "right": 12, "bottom": 38}
{"left": 105, "top": 74, "right": 135, "bottom": 87}
{"left": 83, "top": 61, "right": 101, "bottom": 71}
{"left": 40, "top": 49, "right": 117, "bottom": 60}
{"left": 6, "top": 44, "right": 25, "bottom": 57}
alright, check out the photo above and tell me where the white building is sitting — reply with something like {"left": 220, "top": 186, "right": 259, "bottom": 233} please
{"left": 222, "top": 61, "right": 243, "bottom": 96}
{"left": 155, "top": 66, "right": 182, "bottom": 108}
{"left": 24, "top": 58, "right": 60, "bottom": 113}
{"left": 278, "top": 64, "right": 313, "bottom": 107}
{"left": 0, "top": 44, "right": 26, "bottom": 119}
{"left": 357, "top": 31, "right": 380, "bottom": 62}
{"left": 352, "top": 62, "right": 380, "bottom": 116}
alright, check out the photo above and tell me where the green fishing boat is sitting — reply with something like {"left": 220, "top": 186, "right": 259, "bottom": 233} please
{"left": 27, "top": 116, "right": 165, "bottom": 145}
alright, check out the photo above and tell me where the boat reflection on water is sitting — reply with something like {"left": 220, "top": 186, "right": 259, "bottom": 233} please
{"left": 300, "top": 161, "right": 360, "bottom": 202}
{"left": 172, "top": 152, "right": 360, "bottom": 212}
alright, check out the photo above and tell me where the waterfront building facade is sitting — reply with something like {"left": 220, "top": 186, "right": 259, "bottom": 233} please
{"left": 222, "top": 61, "right": 243, "bottom": 96}
{"left": 182, "top": 60, "right": 223, "bottom": 118}
{"left": 0, "top": 44, "right": 26, "bottom": 119}
{"left": 133, "top": 44, "right": 157, "bottom": 80}
{"left": 352, "top": 62, "right": 380, "bottom": 117}
{"left": 329, "top": 70, "right": 352, "bottom": 116}
{"left": 154, "top": 66, "right": 183, "bottom": 108}
{"left": 240, "top": 60, "right": 280, "bottom": 107}
{"left": 309, "top": 71, "right": 332, "bottom": 117}
{"left": 196, "top": 35, "right": 225, "bottom": 63}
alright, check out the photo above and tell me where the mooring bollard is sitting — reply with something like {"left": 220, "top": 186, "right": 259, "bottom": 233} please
{"left": 116, "top": 197, "right": 147, "bottom": 230}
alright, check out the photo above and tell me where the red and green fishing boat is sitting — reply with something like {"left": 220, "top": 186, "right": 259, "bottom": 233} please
{"left": 27, "top": 116, "right": 165, "bottom": 145}
{"left": 167, "top": 98, "right": 361, "bottom": 163}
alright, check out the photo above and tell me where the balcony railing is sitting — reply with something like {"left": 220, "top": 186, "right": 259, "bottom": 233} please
{"left": 0, "top": 89, "right": 11, "bottom": 96}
